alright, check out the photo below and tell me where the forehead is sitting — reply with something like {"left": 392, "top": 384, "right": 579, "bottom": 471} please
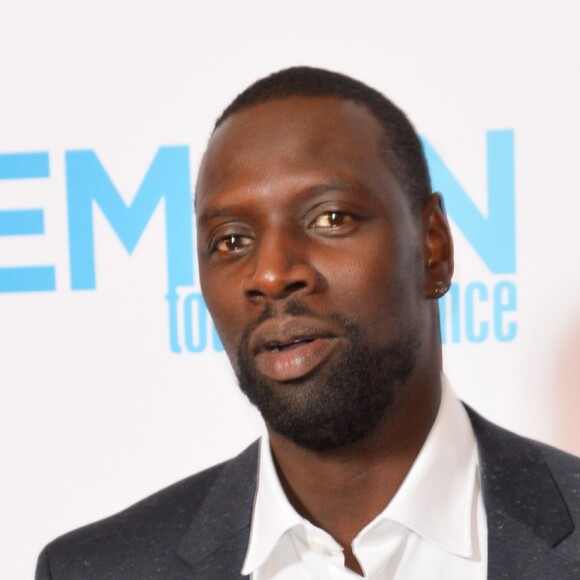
{"left": 196, "top": 97, "right": 393, "bottom": 204}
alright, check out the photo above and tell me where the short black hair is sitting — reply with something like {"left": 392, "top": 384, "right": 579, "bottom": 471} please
{"left": 214, "top": 66, "right": 432, "bottom": 212}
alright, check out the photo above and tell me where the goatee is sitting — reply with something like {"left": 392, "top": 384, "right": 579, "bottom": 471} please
{"left": 234, "top": 302, "right": 420, "bottom": 451}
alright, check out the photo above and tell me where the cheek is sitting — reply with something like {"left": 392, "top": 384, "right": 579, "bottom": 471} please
{"left": 200, "top": 271, "right": 243, "bottom": 349}
{"left": 316, "top": 239, "right": 423, "bottom": 331}
{"left": 321, "top": 237, "right": 403, "bottom": 297}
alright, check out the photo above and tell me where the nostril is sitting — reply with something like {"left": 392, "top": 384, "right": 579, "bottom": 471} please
{"left": 244, "top": 279, "right": 309, "bottom": 301}
{"left": 242, "top": 260, "right": 317, "bottom": 301}
{"left": 246, "top": 288, "right": 264, "bottom": 299}
{"left": 286, "top": 281, "right": 307, "bottom": 293}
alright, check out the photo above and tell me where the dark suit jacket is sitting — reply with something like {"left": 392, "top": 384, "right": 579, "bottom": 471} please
{"left": 36, "top": 408, "right": 580, "bottom": 579}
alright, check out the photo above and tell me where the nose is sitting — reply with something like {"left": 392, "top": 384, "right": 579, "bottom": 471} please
{"left": 241, "top": 231, "right": 319, "bottom": 302}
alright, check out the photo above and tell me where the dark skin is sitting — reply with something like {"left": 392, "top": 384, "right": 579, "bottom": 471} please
{"left": 196, "top": 96, "right": 453, "bottom": 575}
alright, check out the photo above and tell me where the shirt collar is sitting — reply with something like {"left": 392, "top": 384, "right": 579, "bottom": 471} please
{"left": 357, "top": 375, "right": 479, "bottom": 558}
{"left": 242, "top": 434, "right": 304, "bottom": 574}
{"left": 242, "top": 376, "right": 479, "bottom": 574}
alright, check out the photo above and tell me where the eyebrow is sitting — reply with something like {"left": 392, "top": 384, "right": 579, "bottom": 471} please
{"left": 196, "top": 181, "right": 354, "bottom": 226}
{"left": 197, "top": 205, "right": 245, "bottom": 226}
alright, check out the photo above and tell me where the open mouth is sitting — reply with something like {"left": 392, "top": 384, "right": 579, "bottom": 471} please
{"left": 248, "top": 316, "right": 345, "bottom": 382}
{"left": 255, "top": 336, "right": 341, "bottom": 382}
{"left": 264, "top": 338, "right": 315, "bottom": 353}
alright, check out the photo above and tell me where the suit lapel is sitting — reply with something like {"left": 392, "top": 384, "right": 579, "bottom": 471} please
{"left": 174, "top": 411, "right": 579, "bottom": 578}
{"left": 467, "top": 407, "right": 578, "bottom": 579}
{"left": 177, "top": 442, "right": 259, "bottom": 579}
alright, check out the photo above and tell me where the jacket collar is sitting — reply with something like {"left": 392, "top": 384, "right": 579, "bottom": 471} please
{"left": 176, "top": 442, "right": 258, "bottom": 578}
{"left": 176, "top": 410, "right": 578, "bottom": 578}
{"left": 466, "top": 406, "right": 578, "bottom": 578}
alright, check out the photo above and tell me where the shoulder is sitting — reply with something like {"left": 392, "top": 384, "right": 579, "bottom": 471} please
{"left": 466, "top": 405, "right": 580, "bottom": 528}
{"left": 36, "top": 441, "right": 259, "bottom": 580}
{"left": 465, "top": 405, "right": 580, "bottom": 567}
{"left": 466, "top": 404, "right": 580, "bottom": 480}
{"left": 519, "top": 435, "right": 580, "bottom": 513}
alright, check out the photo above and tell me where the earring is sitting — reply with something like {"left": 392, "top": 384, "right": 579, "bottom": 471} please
{"left": 434, "top": 281, "right": 448, "bottom": 296}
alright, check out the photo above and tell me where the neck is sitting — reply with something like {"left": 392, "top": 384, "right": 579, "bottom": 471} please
{"left": 267, "top": 370, "right": 441, "bottom": 552}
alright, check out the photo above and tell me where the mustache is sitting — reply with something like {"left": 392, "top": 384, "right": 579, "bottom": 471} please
{"left": 237, "top": 299, "right": 355, "bottom": 351}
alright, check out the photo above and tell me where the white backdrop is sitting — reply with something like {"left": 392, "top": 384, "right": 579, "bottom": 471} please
{"left": 2, "top": 1, "right": 580, "bottom": 578}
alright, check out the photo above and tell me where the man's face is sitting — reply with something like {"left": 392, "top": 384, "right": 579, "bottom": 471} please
{"left": 196, "top": 96, "right": 433, "bottom": 450}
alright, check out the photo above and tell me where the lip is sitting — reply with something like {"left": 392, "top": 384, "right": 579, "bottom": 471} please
{"left": 249, "top": 316, "right": 344, "bottom": 382}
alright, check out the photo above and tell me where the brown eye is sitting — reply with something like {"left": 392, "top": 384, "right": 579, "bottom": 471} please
{"left": 214, "top": 234, "right": 252, "bottom": 253}
{"left": 310, "top": 211, "right": 351, "bottom": 229}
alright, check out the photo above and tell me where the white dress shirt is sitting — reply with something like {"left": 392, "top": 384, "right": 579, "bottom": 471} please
{"left": 242, "top": 378, "right": 487, "bottom": 579}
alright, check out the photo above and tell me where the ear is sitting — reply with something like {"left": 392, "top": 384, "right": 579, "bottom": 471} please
{"left": 421, "top": 193, "right": 454, "bottom": 298}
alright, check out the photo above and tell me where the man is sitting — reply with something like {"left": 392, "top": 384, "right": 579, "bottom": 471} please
{"left": 37, "top": 67, "right": 580, "bottom": 579}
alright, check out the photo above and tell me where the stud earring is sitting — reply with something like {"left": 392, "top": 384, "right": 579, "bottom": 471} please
{"left": 433, "top": 281, "right": 448, "bottom": 296}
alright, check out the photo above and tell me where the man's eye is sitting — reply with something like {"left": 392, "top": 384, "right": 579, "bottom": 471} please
{"left": 310, "top": 211, "right": 352, "bottom": 229}
{"left": 213, "top": 234, "right": 252, "bottom": 253}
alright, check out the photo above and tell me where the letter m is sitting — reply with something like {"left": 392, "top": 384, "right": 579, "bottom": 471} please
{"left": 421, "top": 130, "right": 515, "bottom": 274}
{"left": 66, "top": 147, "right": 194, "bottom": 290}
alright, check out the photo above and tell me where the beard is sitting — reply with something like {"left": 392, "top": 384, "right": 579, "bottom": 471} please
{"left": 233, "top": 302, "right": 420, "bottom": 452}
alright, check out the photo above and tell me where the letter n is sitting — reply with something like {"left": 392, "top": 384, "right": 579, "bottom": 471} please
{"left": 422, "top": 131, "right": 515, "bottom": 274}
